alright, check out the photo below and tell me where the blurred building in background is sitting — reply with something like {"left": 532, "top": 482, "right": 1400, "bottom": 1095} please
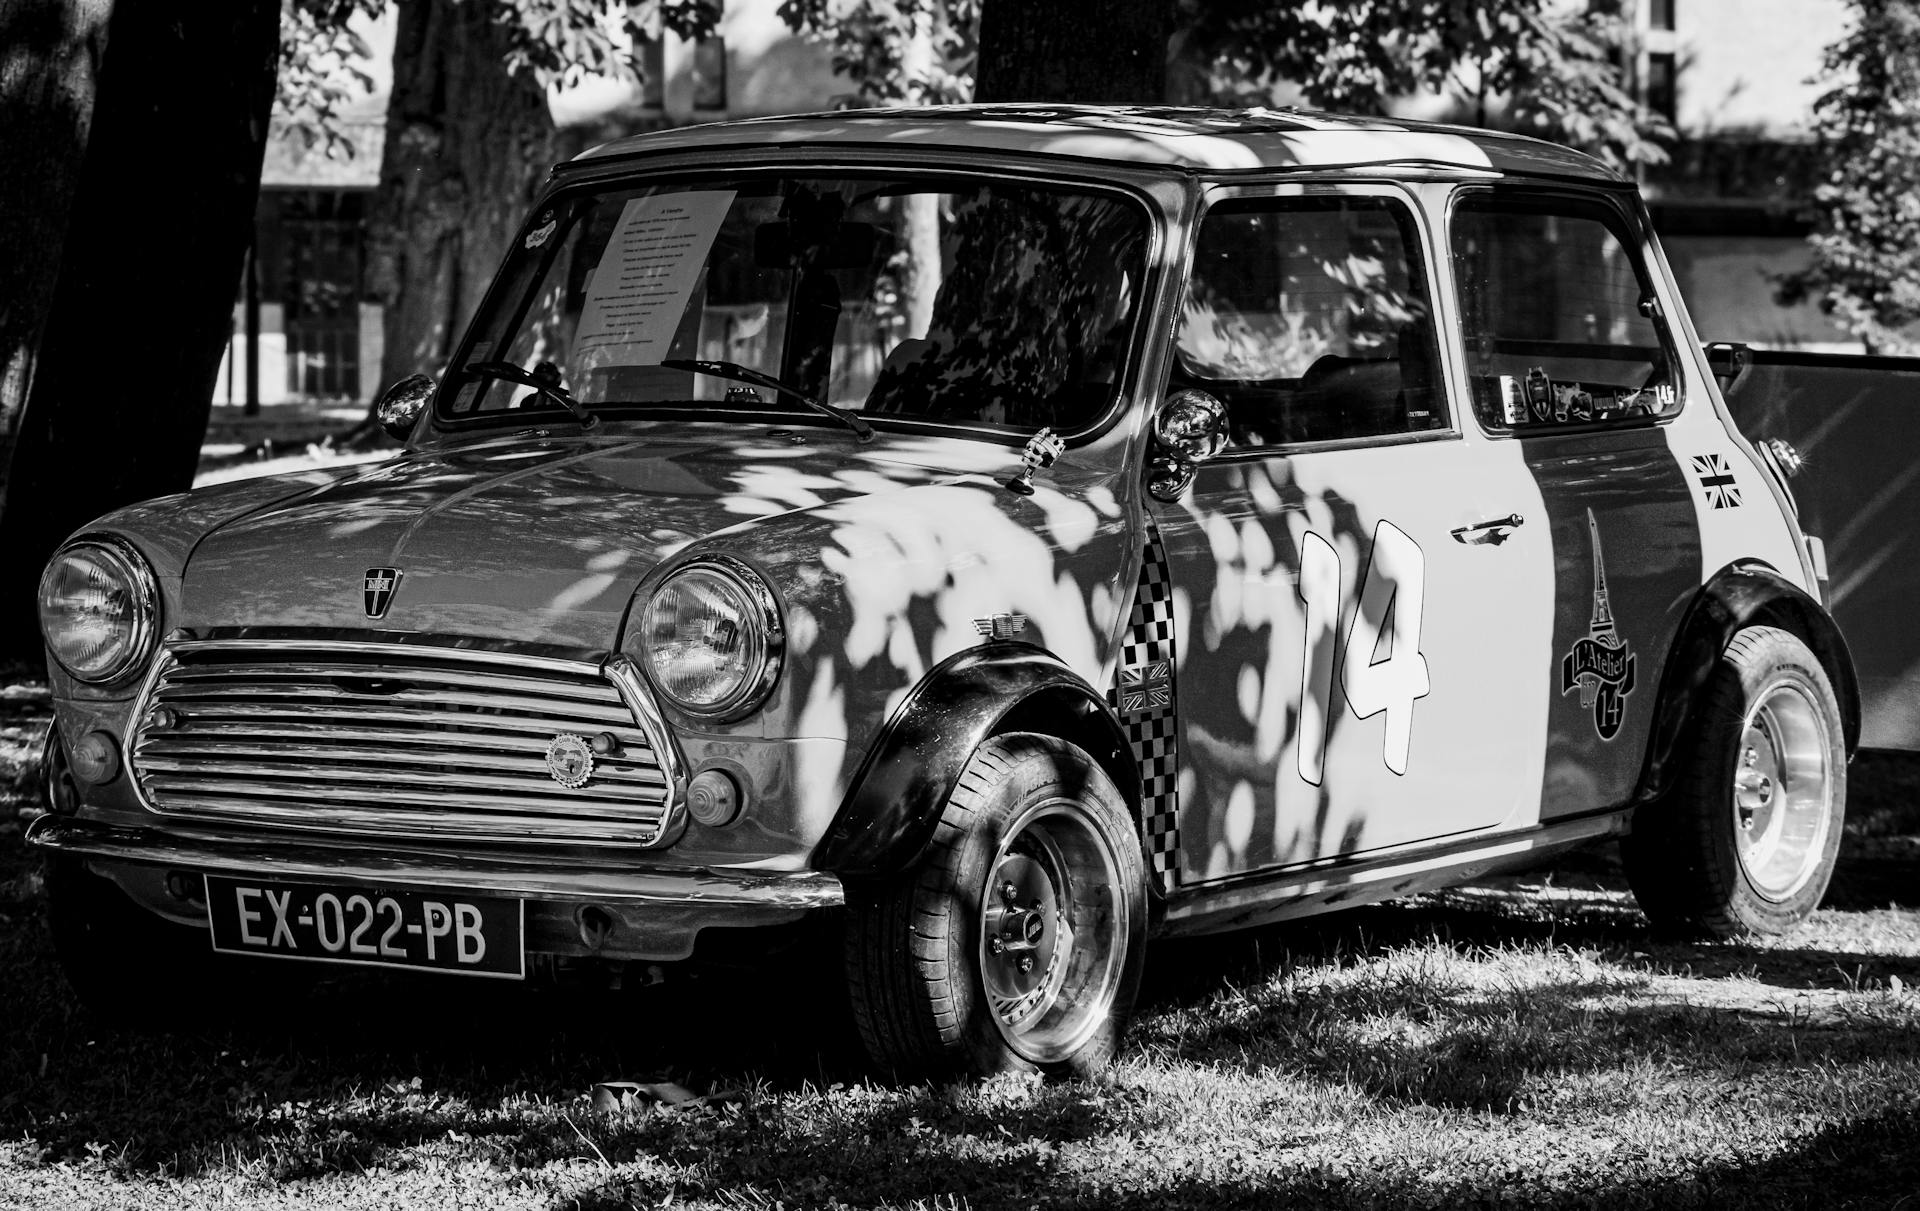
{"left": 1631, "top": 0, "right": 1854, "bottom": 351}
{"left": 219, "top": 0, "right": 845, "bottom": 410}
{"left": 222, "top": 0, "right": 1853, "bottom": 410}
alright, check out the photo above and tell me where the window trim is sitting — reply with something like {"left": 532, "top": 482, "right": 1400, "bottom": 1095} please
{"left": 1179, "top": 180, "right": 1464, "bottom": 462}
{"left": 1444, "top": 183, "right": 1687, "bottom": 441}
{"left": 427, "top": 162, "right": 1168, "bottom": 450}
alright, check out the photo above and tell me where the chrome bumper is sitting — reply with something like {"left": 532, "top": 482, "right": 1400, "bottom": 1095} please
{"left": 25, "top": 814, "right": 844, "bottom": 910}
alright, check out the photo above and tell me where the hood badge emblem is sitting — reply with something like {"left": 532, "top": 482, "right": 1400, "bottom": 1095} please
{"left": 363, "top": 567, "right": 401, "bottom": 619}
{"left": 973, "top": 613, "right": 1028, "bottom": 641}
{"left": 546, "top": 733, "right": 596, "bottom": 788}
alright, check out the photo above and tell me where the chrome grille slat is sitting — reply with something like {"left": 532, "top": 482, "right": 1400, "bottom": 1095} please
{"left": 144, "top": 776, "right": 665, "bottom": 815}
{"left": 141, "top": 719, "right": 656, "bottom": 755}
{"left": 167, "top": 702, "right": 639, "bottom": 739}
{"left": 131, "top": 641, "right": 678, "bottom": 845}
{"left": 154, "top": 682, "right": 635, "bottom": 725}
{"left": 162, "top": 661, "right": 624, "bottom": 702}
{"left": 134, "top": 794, "right": 653, "bottom": 839}
{"left": 138, "top": 747, "right": 668, "bottom": 790}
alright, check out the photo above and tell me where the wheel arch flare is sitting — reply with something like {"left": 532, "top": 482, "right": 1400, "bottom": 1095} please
{"left": 1637, "top": 559, "right": 1861, "bottom": 805}
{"left": 815, "top": 516, "right": 1185, "bottom": 891}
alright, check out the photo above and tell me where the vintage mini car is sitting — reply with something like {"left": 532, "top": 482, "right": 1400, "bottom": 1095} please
{"left": 30, "top": 105, "right": 1854, "bottom": 1078}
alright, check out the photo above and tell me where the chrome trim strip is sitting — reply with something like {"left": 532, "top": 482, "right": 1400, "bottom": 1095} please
{"left": 26, "top": 815, "right": 843, "bottom": 909}
{"left": 165, "top": 637, "right": 604, "bottom": 676}
{"left": 132, "top": 792, "right": 667, "bottom": 841}
{"left": 138, "top": 721, "right": 654, "bottom": 759}
{"left": 142, "top": 758, "right": 665, "bottom": 799}
{"left": 138, "top": 742, "right": 665, "bottom": 784}
{"left": 154, "top": 702, "right": 639, "bottom": 738}
{"left": 1164, "top": 812, "right": 1629, "bottom": 931}
{"left": 122, "top": 644, "right": 179, "bottom": 788}
{"left": 605, "top": 654, "right": 689, "bottom": 805}
{"left": 154, "top": 683, "right": 635, "bottom": 724}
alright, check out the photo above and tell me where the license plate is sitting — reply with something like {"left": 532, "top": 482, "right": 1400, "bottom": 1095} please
{"left": 205, "top": 876, "right": 524, "bottom": 979}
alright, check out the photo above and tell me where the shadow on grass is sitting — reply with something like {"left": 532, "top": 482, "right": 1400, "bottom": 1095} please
{"left": 0, "top": 747, "right": 1915, "bottom": 1205}
{"left": 548, "top": 1097, "right": 1920, "bottom": 1211}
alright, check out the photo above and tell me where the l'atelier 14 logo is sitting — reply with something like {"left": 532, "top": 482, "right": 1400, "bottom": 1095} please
{"left": 1560, "top": 510, "right": 1636, "bottom": 740}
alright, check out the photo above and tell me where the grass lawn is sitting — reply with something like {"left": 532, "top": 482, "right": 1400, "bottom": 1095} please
{"left": 3, "top": 670, "right": 1918, "bottom": 1209}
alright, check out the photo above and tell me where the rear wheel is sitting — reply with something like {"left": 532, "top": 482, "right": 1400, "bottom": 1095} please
{"left": 1624, "top": 625, "right": 1846, "bottom": 937}
{"left": 845, "top": 733, "right": 1146, "bottom": 1079}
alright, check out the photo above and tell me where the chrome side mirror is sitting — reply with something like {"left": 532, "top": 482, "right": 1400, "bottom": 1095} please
{"left": 1147, "top": 389, "right": 1228, "bottom": 501}
{"left": 375, "top": 374, "right": 435, "bottom": 440}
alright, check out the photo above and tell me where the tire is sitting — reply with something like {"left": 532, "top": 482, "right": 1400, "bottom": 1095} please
{"left": 45, "top": 854, "right": 225, "bottom": 1027}
{"left": 844, "top": 733, "right": 1147, "bottom": 1079}
{"left": 1624, "top": 625, "right": 1847, "bottom": 937}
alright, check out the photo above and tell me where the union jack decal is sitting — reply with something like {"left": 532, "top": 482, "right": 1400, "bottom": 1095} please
{"left": 1691, "top": 453, "right": 1742, "bottom": 509}
{"left": 1119, "top": 658, "right": 1172, "bottom": 712}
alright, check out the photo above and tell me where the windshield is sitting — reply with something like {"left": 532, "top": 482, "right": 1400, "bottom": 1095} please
{"left": 444, "top": 173, "right": 1153, "bottom": 434}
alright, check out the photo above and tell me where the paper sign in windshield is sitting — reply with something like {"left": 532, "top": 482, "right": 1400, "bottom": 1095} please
{"left": 574, "top": 191, "right": 735, "bottom": 370}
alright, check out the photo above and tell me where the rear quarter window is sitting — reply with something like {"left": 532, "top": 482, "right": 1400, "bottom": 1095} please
{"left": 1450, "top": 193, "right": 1681, "bottom": 432}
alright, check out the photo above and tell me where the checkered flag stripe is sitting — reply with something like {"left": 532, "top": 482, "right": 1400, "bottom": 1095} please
{"left": 1130, "top": 706, "right": 1181, "bottom": 883}
{"left": 1110, "top": 517, "right": 1182, "bottom": 891}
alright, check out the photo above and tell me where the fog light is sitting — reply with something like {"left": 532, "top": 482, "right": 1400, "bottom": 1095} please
{"left": 687, "top": 767, "right": 743, "bottom": 828}
{"left": 68, "top": 730, "right": 121, "bottom": 785}
{"left": 165, "top": 872, "right": 206, "bottom": 904}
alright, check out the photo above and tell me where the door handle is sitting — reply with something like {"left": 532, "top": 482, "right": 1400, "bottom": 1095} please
{"left": 1451, "top": 514, "right": 1524, "bottom": 546}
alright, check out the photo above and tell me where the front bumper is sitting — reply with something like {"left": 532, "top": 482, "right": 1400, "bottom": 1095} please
{"left": 26, "top": 814, "right": 845, "bottom": 962}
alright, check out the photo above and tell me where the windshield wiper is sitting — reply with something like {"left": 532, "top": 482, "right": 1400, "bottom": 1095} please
{"left": 465, "top": 360, "right": 597, "bottom": 429}
{"left": 661, "top": 358, "right": 874, "bottom": 443}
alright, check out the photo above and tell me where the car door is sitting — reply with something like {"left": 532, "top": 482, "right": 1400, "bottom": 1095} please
{"left": 1446, "top": 188, "right": 1702, "bottom": 820}
{"left": 1153, "top": 183, "right": 1556, "bottom": 886}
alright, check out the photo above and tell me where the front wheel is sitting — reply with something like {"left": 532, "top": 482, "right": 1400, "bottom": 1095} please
{"left": 1624, "top": 625, "right": 1847, "bottom": 937}
{"left": 844, "top": 733, "right": 1147, "bottom": 1079}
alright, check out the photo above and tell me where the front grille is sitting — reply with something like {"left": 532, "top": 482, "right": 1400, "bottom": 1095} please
{"left": 130, "top": 640, "right": 678, "bottom": 845}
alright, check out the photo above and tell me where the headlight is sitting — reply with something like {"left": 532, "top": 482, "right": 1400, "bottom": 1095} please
{"left": 637, "top": 557, "right": 783, "bottom": 721}
{"left": 38, "top": 537, "right": 160, "bottom": 684}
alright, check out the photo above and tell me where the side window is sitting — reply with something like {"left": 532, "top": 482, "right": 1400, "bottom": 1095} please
{"left": 1450, "top": 194, "right": 1680, "bottom": 431}
{"left": 1175, "top": 195, "right": 1447, "bottom": 449}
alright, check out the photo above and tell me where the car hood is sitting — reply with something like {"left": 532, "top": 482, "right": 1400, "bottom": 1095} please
{"left": 178, "top": 428, "right": 980, "bottom": 650}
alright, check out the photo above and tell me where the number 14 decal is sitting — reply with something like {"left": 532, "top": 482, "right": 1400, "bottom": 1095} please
{"left": 1296, "top": 520, "right": 1430, "bottom": 784}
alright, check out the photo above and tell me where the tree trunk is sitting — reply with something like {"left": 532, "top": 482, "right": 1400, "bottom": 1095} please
{"left": 973, "top": 0, "right": 1172, "bottom": 104}
{"left": 0, "top": 0, "right": 280, "bottom": 665}
{"left": 0, "top": 0, "right": 113, "bottom": 430}
{"left": 371, "top": 0, "right": 556, "bottom": 392}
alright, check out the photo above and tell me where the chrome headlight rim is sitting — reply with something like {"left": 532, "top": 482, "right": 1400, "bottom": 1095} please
{"left": 636, "top": 554, "right": 785, "bottom": 724}
{"left": 38, "top": 534, "right": 161, "bottom": 686}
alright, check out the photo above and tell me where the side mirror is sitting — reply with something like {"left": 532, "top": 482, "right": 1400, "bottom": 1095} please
{"left": 1147, "top": 389, "right": 1228, "bottom": 501}
{"left": 375, "top": 374, "right": 435, "bottom": 440}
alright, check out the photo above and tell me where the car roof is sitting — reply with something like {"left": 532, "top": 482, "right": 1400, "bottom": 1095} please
{"left": 571, "top": 104, "right": 1625, "bottom": 184}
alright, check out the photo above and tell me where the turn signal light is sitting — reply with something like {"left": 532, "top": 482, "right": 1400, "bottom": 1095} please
{"left": 687, "top": 767, "right": 743, "bottom": 828}
{"left": 69, "top": 730, "right": 121, "bottom": 785}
